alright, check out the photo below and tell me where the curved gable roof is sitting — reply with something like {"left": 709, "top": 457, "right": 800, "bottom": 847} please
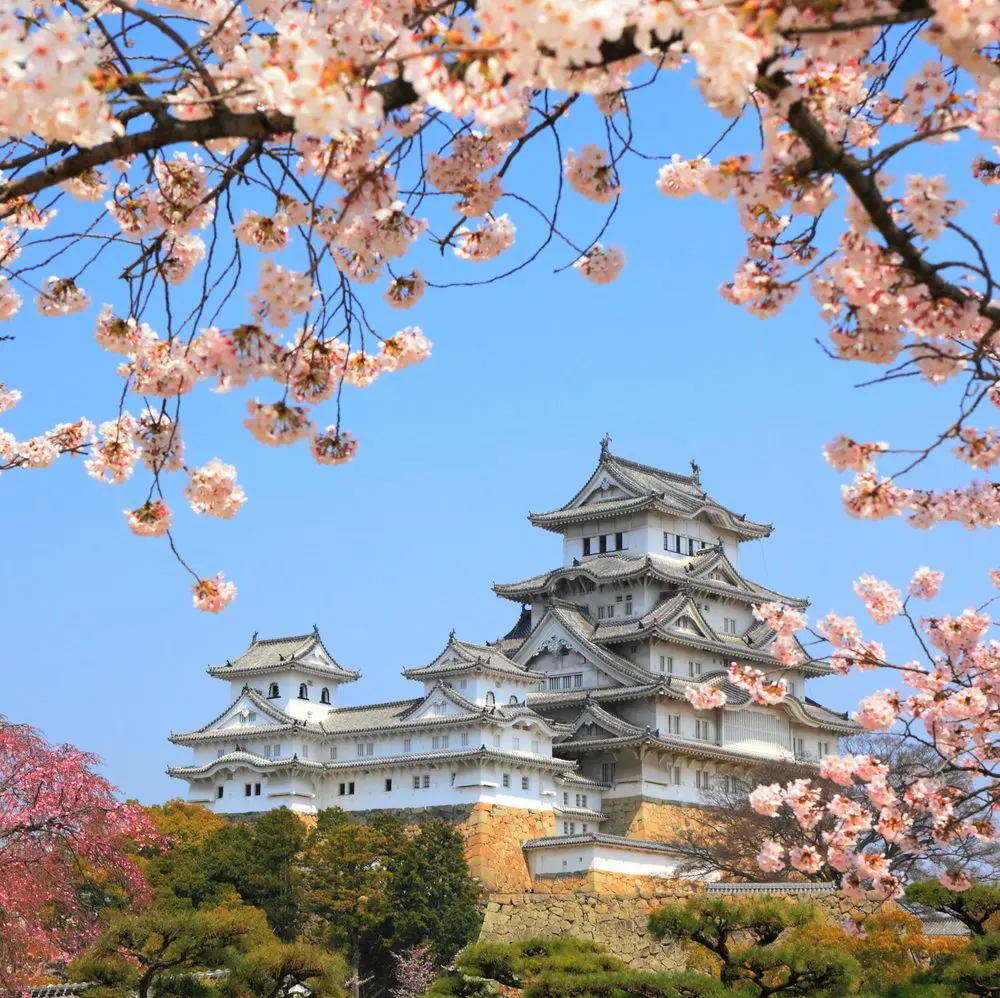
{"left": 208, "top": 629, "right": 359, "bottom": 681}
{"left": 528, "top": 448, "right": 772, "bottom": 540}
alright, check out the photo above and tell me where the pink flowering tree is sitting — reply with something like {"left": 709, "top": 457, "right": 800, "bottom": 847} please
{"left": 0, "top": 716, "right": 159, "bottom": 989}
{"left": 1, "top": 1, "right": 1000, "bottom": 608}
{"left": 390, "top": 944, "right": 438, "bottom": 998}
{"left": 740, "top": 573, "right": 1000, "bottom": 901}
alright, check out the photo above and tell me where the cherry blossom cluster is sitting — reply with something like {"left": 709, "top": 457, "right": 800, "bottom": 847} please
{"left": 749, "top": 565, "right": 1000, "bottom": 893}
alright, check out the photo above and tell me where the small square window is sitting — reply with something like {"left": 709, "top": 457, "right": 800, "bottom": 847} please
{"left": 385, "top": 778, "right": 392, "bottom": 792}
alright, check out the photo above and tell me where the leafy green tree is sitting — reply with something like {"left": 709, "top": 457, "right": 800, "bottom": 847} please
{"left": 389, "top": 820, "right": 481, "bottom": 961}
{"left": 648, "top": 897, "right": 859, "bottom": 997}
{"left": 304, "top": 818, "right": 398, "bottom": 998}
{"left": 220, "top": 937, "right": 348, "bottom": 998}
{"left": 68, "top": 903, "right": 268, "bottom": 998}
{"left": 905, "top": 879, "right": 1000, "bottom": 936}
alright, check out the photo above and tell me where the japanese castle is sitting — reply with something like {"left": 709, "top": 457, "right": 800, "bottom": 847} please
{"left": 169, "top": 444, "right": 855, "bottom": 879}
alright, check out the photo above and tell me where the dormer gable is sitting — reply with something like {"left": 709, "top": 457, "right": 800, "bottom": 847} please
{"left": 399, "top": 683, "right": 482, "bottom": 722}
{"left": 558, "top": 702, "right": 644, "bottom": 744}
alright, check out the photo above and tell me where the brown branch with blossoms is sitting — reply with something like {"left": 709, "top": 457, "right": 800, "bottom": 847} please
{"left": 3, "top": 0, "right": 1000, "bottom": 611}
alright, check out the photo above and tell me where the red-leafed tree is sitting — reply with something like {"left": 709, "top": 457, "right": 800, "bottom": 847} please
{"left": 0, "top": 715, "right": 159, "bottom": 989}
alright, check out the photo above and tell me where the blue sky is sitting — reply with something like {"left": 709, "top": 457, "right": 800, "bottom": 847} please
{"left": 1, "top": 62, "right": 996, "bottom": 803}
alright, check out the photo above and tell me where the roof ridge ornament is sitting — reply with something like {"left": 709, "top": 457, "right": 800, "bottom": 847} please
{"left": 251, "top": 631, "right": 258, "bottom": 644}
{"left": 600, "top": 433, "right": 612, "bottom": 458}
{"left": 690, "top": 458, "right": 701, "bottom": 485}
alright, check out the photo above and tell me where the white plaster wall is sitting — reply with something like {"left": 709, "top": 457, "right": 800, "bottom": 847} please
{"left": 526, "top": 843, "right": 682, "bottom": 878}
{"left": 227, "top": 670, "right": 339, "bottom": 721}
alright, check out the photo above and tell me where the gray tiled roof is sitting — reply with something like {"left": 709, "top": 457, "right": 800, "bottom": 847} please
{"left": 208, "top": 631, "right": 359, "bottom": 681}
{"left": 167, "top": 745, "right": 579, "bottom": 778}
{"left": 528, "top": 451, "right": 772, "bottom": 540}
{"left": 403, "top": 635, "right": 531, "bottom": 680}
{"left": 564, "top": 702, "right": 645, "bottom": 739}
{"left": 495, "top": 551, "right": 805, "bottom": 609}
{"left": 523, "top": 832, "right": 683, "bottom": 855}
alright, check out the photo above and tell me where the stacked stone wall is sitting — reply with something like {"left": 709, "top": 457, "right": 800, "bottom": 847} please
{"left": 600, "top": 796, "right": 709, "bottom": 841}
{"left": 460, "top": 804, "right": 558, "bottom": 891}
{"left": 479, "top": 888, "right": 886, "bottom": 971}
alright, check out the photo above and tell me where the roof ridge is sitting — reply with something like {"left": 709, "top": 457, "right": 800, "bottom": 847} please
{"left": 327, "top": 696, "right": 422, "bottom": 714}
{"left": 607, "top": 451, "right": 699, "bottom": 488}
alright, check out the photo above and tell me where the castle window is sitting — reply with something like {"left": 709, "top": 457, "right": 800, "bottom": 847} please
{"left": 338, "top": 782, "right": 355, "bottom": 796}
{"left": 531, "top": 740, "right": 539, "bottom": 753}
{"left": 794, "top": 737, "right": 805, "bottom": 758}
{"left": 404, "top": 738, "right": 411, "bottom": 752}
{"left": 673, "top": 767, "right": 682, "bottom": 785}
{"left": 330, "top": 746, "right": 338, "bottom": 760}
{"left": 582, "top": 823, "right": 588, "bottom": 833}
{"left": 298, "top": 684, "right": 308, "bottom": 700}
{"left": 563, "top": 792, "right": 569, "bottom": 805}
{"left": 244, "top": 784, "right": 252, "bottom": 797}
{"left": 485, "top": 691, "right": 495, "bottom": 706}
{"left": 625, "top": 594, "right": 633, "bottom": 616}
{"left": 502, "top": 773, "right": 510, "bottom": 788}
{"left": 659, "top": 655, "right": 674, "bottom": 674}
{"left": 512, "top": 737, "right": 520, "bottom": 750}
{"left": 460, "top": 679, "right": 468, "bottom": 689}
{"left": 412, "top": 775, "right": 420, "bottom": 789}
{"left": 599, "top": 534, "right": 608, "bottom": 553}
{"left": 247, "top": 712, "right": 257, "bottom": 722}
{"left": 615, "top": 532, "right": 624, "bottom": 551}
{"left": 723, "top": 618, "right": 737, "bottom": 635}
{"left": 461, "top": 732, "right": 469, "bottom": 747}
{"left": 696, "top": 770, "right": 711, "bottom": 790}
{"left": 301, "top": 744, "right": 309, "bottom": 759}
{"left": 422, "top": 775, "right": 430, "bottom": 788}
{"left": 667, "top": 714, "right": 682, "bottom": 735}
{"left": 688, "top": 661, "right": 702, "bottom": 677}
{"left": 583, "top": 537, "right": 592, "bottom": 556}
{"left": 509, "top": 694, "right": 518, "bottom": 705}
{"left": 267, "top": 683, "right": 280, "bottom": 698}
{"left": 216, "top": 786, "right": 224, "bottom": 799}
{"left": 254, "top": 783, "right": 261, "bottom": 796}
{"left": 598, "top": 606, "right": 605, "bottom": 620}
{"left": 695, "top": 720, "right": 712, "bottom": 741}
{"left": 320, "top": 688, "right": 331, "bottom": 704}
{"left": 493, "top": 734, "right": 501, "bottom": 747}
{"left": 818, "top": 741, "right": 830, "bottom": 757}
{"left": 217, "top": 748, "right": 225, "bottom": 758}
{"left": 601, "top": 762, "right": 616, "bottom": 784}
{"left": 385, "top": 778, "right": 392, "bottom": 792}
{"left": 433, "top": 701, "right": 446, "bottom": 715}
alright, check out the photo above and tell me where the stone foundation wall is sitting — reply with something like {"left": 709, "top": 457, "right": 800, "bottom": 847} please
{"left": 480, "top": 888, "right": 886, "bottom": 971}
{"left": 459, "top": 804, "right": 558, "bottom": 891}
{"left": 600, "top": 796, "right": 707, "bottom": 841}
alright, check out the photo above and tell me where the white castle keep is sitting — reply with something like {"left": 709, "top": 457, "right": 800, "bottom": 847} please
{"left": 169, "top": 444, "right": 856, "bottom": 882}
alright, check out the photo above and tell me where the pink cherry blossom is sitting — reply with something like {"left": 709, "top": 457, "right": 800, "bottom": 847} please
{"left": 574, "top": 244, "right": 625, "bottom": 284}
{"left": 756, "top": 839, "right": 785, "bottom": 873}
{"left": 684, "top": 686, "right": 727, "bottom": 710}
{"left": 184, "top": 459, "right": 247, "bottom": 519}
{"left": 853, "top": 689, "right": 901, "bottom": 730}
{"left": 909, "top": 566, "right": 944, "bottom": 600}
{"left": 124, "top": 499, "right": 172, "bottom": 537}
{"left": 854, "top": 575, "right": 903, "bottom": 624}
{"left": 311, "top": 427, "right": 359, "bottom": 466}
{"left": 192, "top": 572, "right": 237, "bottom": 613}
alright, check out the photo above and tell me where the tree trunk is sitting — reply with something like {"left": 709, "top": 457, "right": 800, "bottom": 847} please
{"left": 351, "top": 938, "right": 362, "bottom": 998}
